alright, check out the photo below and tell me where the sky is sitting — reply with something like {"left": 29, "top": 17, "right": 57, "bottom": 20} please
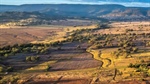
{"left": 0, "top": 0, "right": 150, "bottom": 7}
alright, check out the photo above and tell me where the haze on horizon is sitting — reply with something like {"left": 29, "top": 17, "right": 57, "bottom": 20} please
{"left": 0, "top": 0, "right": 150, "bottom": 7}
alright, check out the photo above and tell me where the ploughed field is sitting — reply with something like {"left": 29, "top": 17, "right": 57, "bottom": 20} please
{"left": 0, "top": 27, "right": 63, "bottom": 47}
{"left": 4, "top": 42, "right": 102, "bottom": 72}
{"left": 50, "top": 42, "right": 102, "bottom": 71}
{"left": 0, "top": 19, "right": 97, "bottom": 48}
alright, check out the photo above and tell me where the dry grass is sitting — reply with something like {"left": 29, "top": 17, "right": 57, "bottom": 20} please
{"left": 1, "top": 21, "right": 150, "bottom": 84}
{"left": 32, "top": 24, "right": 97, "bottom": 44}
{"left": 95, "top": 21, "right": 150, "bottom": 34}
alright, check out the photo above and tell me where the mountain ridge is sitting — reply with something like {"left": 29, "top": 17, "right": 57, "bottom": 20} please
{"left": 73, "top": 0, "right": 150, "bottom": 3}
{"left": 0, "top": 4, "right": 150, "bottom": 21}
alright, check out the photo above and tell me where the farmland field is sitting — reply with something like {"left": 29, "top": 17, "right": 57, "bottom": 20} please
{"left": 0, "top": 19, "right": 97, "bottom": 47}
{"left": 0, "top": 27, "right": 62, "bottom": 47}
{"left": 0, "top": 21, "right": 150, "bottom": 84}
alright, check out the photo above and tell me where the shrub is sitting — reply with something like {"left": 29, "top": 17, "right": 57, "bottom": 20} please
{"left": 0, "top": 66, "right": 4, "bottom": 72}
{"left": 30, "top": 56, "right": 36, "bottom": 61}
{"left": 140, "top": 60, "right": 145, "bottom": 63}
{"left": 26, "top": 56, "right": 40, "bottom": 62}
{"left": 36, "top": 56, "right": 40, "bottom": 60}
{"left": 128, "top": 63, "right": 133, "bottom": 68}
{"left": 4, "top": 54, "right": 9, "bottom": 58}
{"left": 6, "top": 67, "right": 13, "bottom": 72}
{"left": 132, "top": 47, "right": 138, "bottom": 53}
{"left": 9, "top": 76, "right": 19, "bottom": 83}
{"left": 26, "top": 56, "right": 31, "bottom": 61}
{"left": 45, "top": 65, "right": 51, "bottom": 71}
{"left": 133, "top": 64, "right": 140, "bottom": 68}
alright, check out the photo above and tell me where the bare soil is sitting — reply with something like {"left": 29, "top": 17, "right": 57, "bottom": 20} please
{"left": 5, "top": 42, "right": 102, "bottom": 72}
{"left": 0, "top": 27, "right": 62, "bottom": 47}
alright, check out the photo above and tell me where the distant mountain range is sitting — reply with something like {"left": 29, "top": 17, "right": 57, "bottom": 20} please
{"left": 0, "top": 4, "right": 150, "bottom": 21}
{"left": 72, "top": 0, "right": 150, "bottom": 3}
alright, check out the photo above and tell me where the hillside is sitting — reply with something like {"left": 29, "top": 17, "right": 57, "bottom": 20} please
{"left": 0, "top": 11, "right": 69, "bottom": 26}
{"left": 0, "top": 4, "right": 150, "bottom": 21}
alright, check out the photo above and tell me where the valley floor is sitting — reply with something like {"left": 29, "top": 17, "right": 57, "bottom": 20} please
{"left": 0, "top": 21, "right": 150, "bottom": 84}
